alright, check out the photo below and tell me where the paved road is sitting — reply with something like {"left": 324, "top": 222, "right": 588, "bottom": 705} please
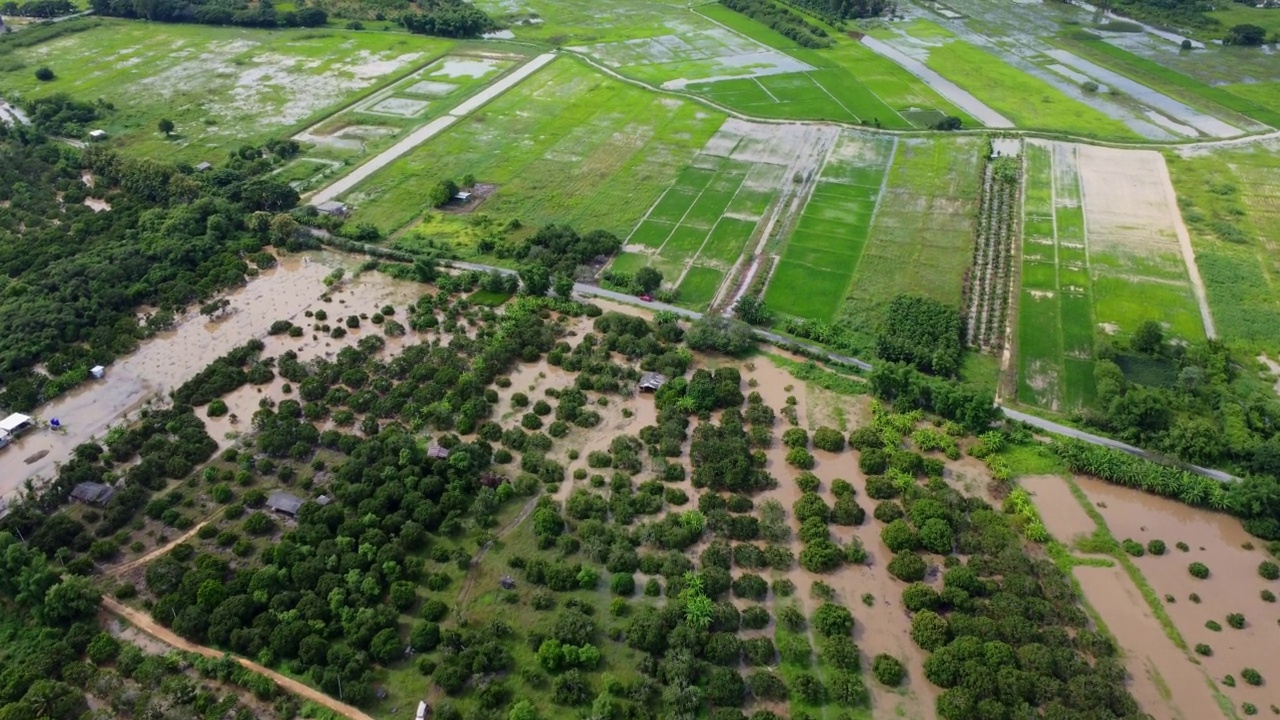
{"left": 308, "top": 52, "right": 557, "bottom": 206}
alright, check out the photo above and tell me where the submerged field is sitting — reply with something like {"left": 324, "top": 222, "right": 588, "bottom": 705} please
{"left": 1016, "top": 141, "right": 1206, "bottom": 410}
{"left": 0, "top": 21, "right": 452, "bottom": 162}
{"left": 764, "top": 131, "right": 894, "bottom": 321}
{"left": 340, "top": 56, "right": 725, "bottom": 236}
{"left": 832, "top": 135, "right": 982, "bottom": 341}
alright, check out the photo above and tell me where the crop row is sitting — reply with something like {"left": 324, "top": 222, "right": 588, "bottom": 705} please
{"left": 962, "top": 159, "right": 1020, "bottom": 351}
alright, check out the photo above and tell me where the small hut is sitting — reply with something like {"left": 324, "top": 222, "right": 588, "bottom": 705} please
{"left": 194, "top": 162, "right": 213, "bottom": 173}
{"left": 266, "top": 490, "right": 305, "bottom": 517}
{"left": 88, "top": 129, "right": 107, "bottom": 141}
{"left": 427, "top": 444, "right": 450, "bottom": 460}
{"left": 638, "top": 372, "right": 668, "bottom": 393}
{"left": 316, "top": 200, "right": 349, "bottom": 217}
{"left": 70, "top": 482, "right": 116, "bottom": 507}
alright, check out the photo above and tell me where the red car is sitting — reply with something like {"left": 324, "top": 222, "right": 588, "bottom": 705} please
{"left": 639, "top": 294, "right": 653, "bottom": 302}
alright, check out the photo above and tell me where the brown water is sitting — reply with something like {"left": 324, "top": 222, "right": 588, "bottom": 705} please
{"left": 1075, "top": 476, "right": 1275, "bottom": 714}
{"left": 0, "top": 253, "right": 424, "bottom": 498}
{"left": 741, "top": 366, "right": 938, "bottom": 720}
{"left": 1074, "top": 564, "right": 1223, "bottom": 720}
{"left": 1022, "top": 474, "right": 1097, "bottom": 544}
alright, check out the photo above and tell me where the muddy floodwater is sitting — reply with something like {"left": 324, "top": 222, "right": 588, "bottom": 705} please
{"left": 1022, "top": 474, "right": 1096, "bottom": 542}
{"left": 0, "top": 251, "right": 419, "bottom": 499}
{"left": 1074, "top": 476, "right": 1277, "bottom": 715}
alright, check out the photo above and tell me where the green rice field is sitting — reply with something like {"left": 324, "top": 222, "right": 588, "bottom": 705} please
{"left": 0, "top": 20, "right": 454, "bottom": 162}
{"left": 341, "top": 57, "right": 726, "bottom": 236}
{"left": 610, "top": 121, "right": 827, "bottom": 311}
{"left": 681, "top": 6, "right": 973, "bottom": 130}
{"left": 764, "top": 131, "right": 894, "bottom": 321}
{"left": 1016, "top": 141, "right": 1206, "bottom": 411}
{"left": 834, "top": 135, "right": 983, "bottom": 341}
{"left": 1017, "top": 141, "right": 1097, "bottom": 410}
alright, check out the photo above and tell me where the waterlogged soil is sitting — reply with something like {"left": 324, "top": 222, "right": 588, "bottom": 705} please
{"left": 1074, "top": 475, "right": 1276, "bottom": 713}
{"left": 1073, "top": 564, "right": 1222, "bottom": 720}
{"left": 1022, "top": 474, "right": 1097, "bottom": 543}
{"left": 0, "top": 252, "right": 411, "bottom": 498}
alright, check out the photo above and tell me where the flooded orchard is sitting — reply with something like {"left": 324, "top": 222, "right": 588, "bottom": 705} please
{"left": 0, "top": 251, "right": 415, "bottom": 498}
{"left": 1075, "top": 476, "right": 1278, "bottom": 715}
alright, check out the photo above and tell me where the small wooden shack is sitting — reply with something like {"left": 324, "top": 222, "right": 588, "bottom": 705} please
{"left": 638, "top": 372, "right": 668, "bottom": 393}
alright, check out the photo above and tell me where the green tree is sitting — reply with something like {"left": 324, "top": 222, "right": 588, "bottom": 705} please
{"left": 35, "top": 67, "right": 54, "bottom": 81}
{"left": 910, "top": 609, "right": 949, "bottom": 651}
{"left": 1132, "top": 320, "right": 1163, "bottom": 355}
{"left": 40, "top": 576, "right": 100, "bottom": 625}
{"left": 635, "top": 266, "right": 663, "bottom": 294}
{"left": 733, "top": 295, "right": 771, "bottom": 326}
{"left": 158, "top": 118, "right": 175, "bottom": 136}
{"left": 812, "top": 603, "right": 853, "bottom": 638}
{"left": 509, "top": 700, "right": 539, "bottom": 720}
{"left": 520, "top": 265, "right": 551, "bottom": 297}
{"left": 553, "top": 274, "right": 574, "bottom": 299}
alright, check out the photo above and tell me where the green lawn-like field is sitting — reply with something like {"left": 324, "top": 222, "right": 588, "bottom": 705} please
{"left": 1165, "top": 145, "right": 1280, "bottom": 349}
{"left": 342, "top": 56, "right": 726, "bottom": 236}
{"left": 921, "top": 39, "right": 1140, "bottom": 139}
{"left": 681, "top": 5, "right": 973, "bottom": 130}
{"left": 835, "top": 136, "right": 982, "bottom": 341}
{"left": 0, "top": 21, "right": 453, "bottom": 162}
{"left": 764, "top": 131, "right": 893, "bottom": 321}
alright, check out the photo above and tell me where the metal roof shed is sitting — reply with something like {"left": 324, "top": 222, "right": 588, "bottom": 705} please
{"left": 266, "top": 490, "right": 305, "bottom": 516}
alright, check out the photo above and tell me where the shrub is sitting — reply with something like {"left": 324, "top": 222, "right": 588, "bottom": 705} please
{"left": 782, "top": 428, "right": 808, "bottom": 449}
{"left": 910, "top": 610, "right": 949, "bottom": 651}
{"left": 1224, "top": 674, "right": 1236, "bottom": 687}
{"left": 795, "top": 472, "right": 820, "bottom": 493}
{"left": 887, "top": 552, "right": 927, "bottom": 582}
{"left": 1121, "top": 539, "right": 1144, "bottom": 557}
{"left": 1242, "top": 703, "right": 1257, "bottom": 716}
{"left": 1227, "top": 613, "right": 1246, "bottom": 629}
{"left": 610, "top": 573, "right": 635, "bottom": 596}
{"left": 1176, "top": 541, "right": 1190, "bottom": 552}
{"left": 872, "top": 654, "right": 904, "bottom": 686}
{"left": 207, "top": 399, "right": 229, "bottom": 417}
{"left": 1189, "top": 593, "right": 1201, "bottom": 603}
{"left": 812, "top": 426, "right": 845, "bottom": 452}
{"left": 1189, "top": 562, "right": 1210, "bottom": 579}
{"left": 1147, "top": 539, "right": 1166, "bottom": 555}
{"left": 1242, "top": 668, "right": 1262, "bottom": 686}
{"left": 812, "top": 603, "right": 853, "bottom": 638}
{"left": 732, "top": 574, "right": 768, "bottom": 601}
{"left": 1260, "top": 561, "right": 1279, "bottom": 581}
{"left": 35, "top": 66, "right": 55, "bottom": 81}
{"left": 1206, "top": 620, "right": 1222, "bottom": 631}
{"left": 874, "top": 501, "right": 904, "bottom": 523}
{"left": 786, "top": 447, "right": 815, "bottom": 469}
{"left": 1194, "top": 643, "right": 1212, "bottom": 656}
{"left": 881, "top": 519, "right": 919, "bottom": 553}
{"left": 1262, "top": 590, "right": 1276, "bottom": 603}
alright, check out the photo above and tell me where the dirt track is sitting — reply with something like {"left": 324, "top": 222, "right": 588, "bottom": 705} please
{"left": 107, "top": 520, "right": 211, "bottom": 576}
{"left": 101, "top": 597, "right": 376, "bottom": 720}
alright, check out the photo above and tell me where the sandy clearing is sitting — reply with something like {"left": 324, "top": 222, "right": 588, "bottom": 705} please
{"left": 859, "top": 36, "right": 1012, "bottom": 128}
{"left": 1042, "top": 49, "right": 1239, "bottom": 138}
{"left": 102, "top": 597, "right": 376, "bottom": 720}
{"left": 309, "top": 53, "right": 557, "bottom": 206}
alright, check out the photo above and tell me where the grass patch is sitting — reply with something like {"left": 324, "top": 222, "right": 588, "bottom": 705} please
{"left": 469, "top": 289, "right": 514, "bottom": 306}
{"left": 342, "top": 56, "right": 725, "bottom": 235}
{"left": 765, "top": 353, "right": 867, "bottom": 396}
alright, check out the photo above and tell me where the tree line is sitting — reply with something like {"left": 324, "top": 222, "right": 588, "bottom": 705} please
{"left": 88, "top": 0, "right": 328, "bottom": 28}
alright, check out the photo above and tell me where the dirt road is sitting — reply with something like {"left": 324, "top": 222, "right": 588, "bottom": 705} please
{"left": 102, "top": 597, "right": 377, "bottom": 720}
